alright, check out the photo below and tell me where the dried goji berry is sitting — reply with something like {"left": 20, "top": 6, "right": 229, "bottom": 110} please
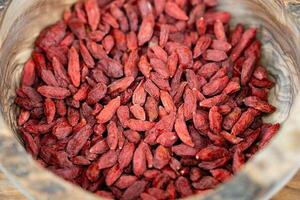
{"left": 16, "top": 1, "right": 280, "bottom": 199}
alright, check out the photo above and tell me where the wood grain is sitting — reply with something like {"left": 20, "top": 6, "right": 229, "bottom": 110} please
{"left": 272, "top": 172, "right": 300, "bottom": 200}
{"left": 0, "top": 171, "right": 299, "bottom": 200}
{"left": 0, "top": 172, "right": 25, "bottom": 200}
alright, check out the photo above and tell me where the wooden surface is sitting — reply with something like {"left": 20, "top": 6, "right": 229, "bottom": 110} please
{"left": 0, "top": 172, "right": 25, "bottom": 200}
{"left": 272, "top": 171, "right": 300, "bottom": 200}
{"left": 0, "top": 171, "right": 299, "bottom": 200}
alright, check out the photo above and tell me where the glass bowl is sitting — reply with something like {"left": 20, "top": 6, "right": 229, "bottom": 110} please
{"left": 0, "top": 0, "right": 299, "bottom": 199}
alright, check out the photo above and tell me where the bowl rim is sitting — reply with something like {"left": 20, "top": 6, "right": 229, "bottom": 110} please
{"left": 0, "top": 0, "right": 300, "bottom": 200}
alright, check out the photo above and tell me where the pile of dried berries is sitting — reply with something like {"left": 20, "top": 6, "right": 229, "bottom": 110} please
{"left": 15, "top": 0, "right": 281, "bottom": 199}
